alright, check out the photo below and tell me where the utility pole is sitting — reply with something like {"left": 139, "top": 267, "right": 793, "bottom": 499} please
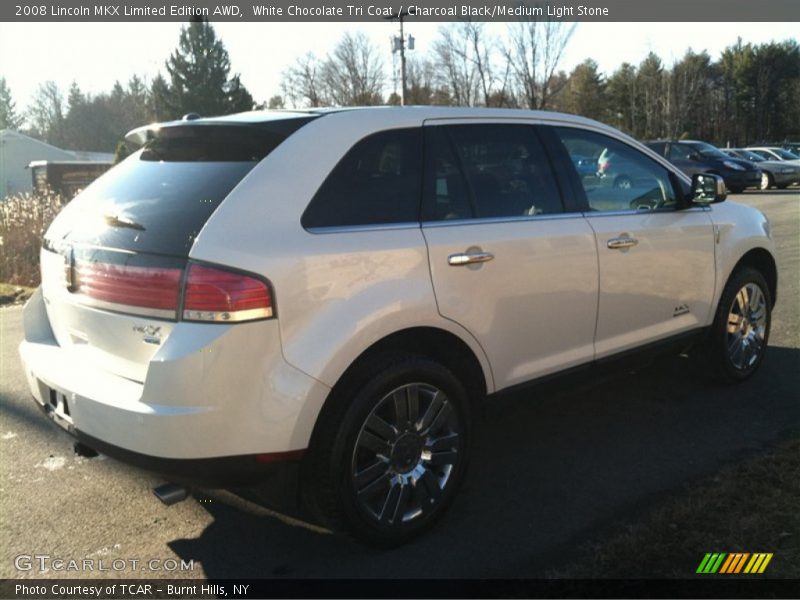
{"left": 386, "top": 9, "right": 413, "bottom": 106}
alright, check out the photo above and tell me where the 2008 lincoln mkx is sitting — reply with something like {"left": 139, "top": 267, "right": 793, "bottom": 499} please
{"left": 20, "top": 107, "right": 777, "bottom": 545}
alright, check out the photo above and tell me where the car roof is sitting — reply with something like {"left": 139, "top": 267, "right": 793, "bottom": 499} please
{"left": 125, "top": 106, "right": 618, "bottom": 146}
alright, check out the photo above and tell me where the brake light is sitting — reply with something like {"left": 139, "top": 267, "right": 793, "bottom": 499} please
{"left": 73, "top": 260, "right": 182, "bottom": 317}
{"left": 182, "top": 263, "right": 273, "bottom": 322}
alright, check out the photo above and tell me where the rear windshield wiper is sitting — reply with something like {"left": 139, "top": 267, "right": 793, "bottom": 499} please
{"left": 104, "top": 213, "right": 146, "bottom": 231}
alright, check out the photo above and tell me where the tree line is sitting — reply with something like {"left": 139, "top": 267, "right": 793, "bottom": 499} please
{"left": 1, "top": 20, "right": 797, "bottom": 155}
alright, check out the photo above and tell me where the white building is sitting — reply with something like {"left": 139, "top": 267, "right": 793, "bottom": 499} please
{"left": 0, "top": 130, "right": 113, "bottom": 198}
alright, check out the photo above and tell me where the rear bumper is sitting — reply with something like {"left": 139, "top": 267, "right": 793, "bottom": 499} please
{"left": 19, "top": 288, "right": 330, "bottom": 469}
{"left": 31, "top": 395, "right": 301, "bottom": 487}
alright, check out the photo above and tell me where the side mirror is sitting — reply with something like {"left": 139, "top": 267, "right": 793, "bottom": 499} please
{"left": 691, "top": 173, "right": 726, "bottom": 204}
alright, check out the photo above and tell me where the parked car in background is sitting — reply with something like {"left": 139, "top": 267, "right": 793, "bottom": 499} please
{"left": 645, "top": 140, "right": 761, "bottom": 193}
{"left": 19, "top": 107, "right": 778, "bottom": 545}
{"left": 780, "top": 142, "right": 800, "bottom": 155}
{"left": 721, "top": 148, "right": 800, "bottom": 190}
{"left": 746, "top": 146, "right": 800, "bottom": 167}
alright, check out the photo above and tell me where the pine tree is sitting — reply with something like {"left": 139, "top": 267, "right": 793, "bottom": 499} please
{"left": 0, "top": 77, "right": 23, "bottom": 130}
{"left": 161, "top": 18, "right": 254, "bottom": 119}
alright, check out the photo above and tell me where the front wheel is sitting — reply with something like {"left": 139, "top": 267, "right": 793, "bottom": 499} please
{"left": 760, "top": 172, "right": 774, "bottom": 190}
{"left": 700, "top": 267, "right": 771, "bottom": 382}
{"left": 302, "top": 355, "right": 472, "bottom": 545}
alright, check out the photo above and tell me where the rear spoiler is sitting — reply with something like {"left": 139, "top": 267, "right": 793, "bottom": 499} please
{"left": 124, "top": 114, "right": 203, "bottom": 147}
{"left": 124, "top": 123, "right": 162, "bottom": 147}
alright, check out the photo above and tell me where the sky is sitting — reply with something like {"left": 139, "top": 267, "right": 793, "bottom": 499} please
{"left": 0, "top": 21, "right": 797, "bottom": 110}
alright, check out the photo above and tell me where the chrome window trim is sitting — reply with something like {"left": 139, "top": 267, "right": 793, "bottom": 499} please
{"left": 422, "top": 212, "right": 585, "bottom": 228}
{"left": 581, "top": 206, "right": 711, "bottom": 218}
{"left": 305, "top": 222, "right": 421, "bottom": 234}
{"left": 304, "top": 211, "right": 592, "bottom": 234}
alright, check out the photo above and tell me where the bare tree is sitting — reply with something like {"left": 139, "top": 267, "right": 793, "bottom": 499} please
{"left": 432, "top": 24, "right": 479, "bottom": 106}
{"left": 502, "top": 20, "right": 576, "bottom": 109}
{"left": 404, "top": 57, "right": 451, "bottom": 105}
{"left": 320, "top": 32, "right": 385, "bottom": 106}
{"left": 27, "top": 81, "right": 66, "bottom": 145}
{"left": 281, "top": 53, "right": 327, "bottom": 108}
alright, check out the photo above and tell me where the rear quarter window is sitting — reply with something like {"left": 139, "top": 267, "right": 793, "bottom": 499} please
{"left": 301, "top": 128, "right": 423, "bottom": 229}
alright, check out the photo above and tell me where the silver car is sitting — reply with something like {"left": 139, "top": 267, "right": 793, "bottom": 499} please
{"left": 20, "top": 107, "right": 778, "bottom": 545}
{"left": 722, "top": 148, "right": 800, "bottom": 189}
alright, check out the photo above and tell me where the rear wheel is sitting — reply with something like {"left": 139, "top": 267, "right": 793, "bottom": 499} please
{"left": 303, "top": 354, "right": 472, "bottom": 546}
{"left": 699, "top": 267, "right": 771, "bottom": 382}
{"left": 728, "top": 185, "right": 745, "bottom": 194}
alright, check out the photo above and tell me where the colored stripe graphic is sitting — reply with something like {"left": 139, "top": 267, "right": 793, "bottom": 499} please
{"left": 744, "top": 553, "right": 774, "bottom": 574}
{"left": 698, "top": 552, "right": 773, "bottom": 574}
{"left": 719, "top": 554, "right": 735, "bottom": 573}
{"left": 733, "top": 553, "right": 750, "bottom": 573}
{"left": 697, "top": 553, "right": 727, "bottom": 573}
{"left": 696, "top": 553, "right": 713, "bottom": 573}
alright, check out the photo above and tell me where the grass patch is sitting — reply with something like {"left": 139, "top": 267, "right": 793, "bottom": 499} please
{"left": 550, "top": 437, "right": 800, "bottom": 578}
{"left": 0, "top": 190, "right": 66, "bottom": 287}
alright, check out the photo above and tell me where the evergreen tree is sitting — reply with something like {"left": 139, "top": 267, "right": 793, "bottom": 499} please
{"left": 161, "top": 18, "right": 254, "bottom": 118}
{"left": 562, "top": 59, "right": 606, "bottom": 121}
{"left": 0, "top": 78, "right": 23, "bottom": 130}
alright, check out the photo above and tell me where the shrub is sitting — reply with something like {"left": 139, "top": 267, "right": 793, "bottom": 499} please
{"left": 0, "top": 190, "right": 67, "bottom": 286}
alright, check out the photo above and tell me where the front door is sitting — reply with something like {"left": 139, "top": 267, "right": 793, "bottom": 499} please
{"left": 421, "top": 122, "right": 599, "bottom": 389}
{"left": 549, "top": 126, "right": 716, "bottom": 358}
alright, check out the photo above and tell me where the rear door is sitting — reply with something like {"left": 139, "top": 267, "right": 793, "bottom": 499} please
{"left": 421, "top": 121, "right": 598, "bottom": 389}
{"left": 548, "top": 126, "right": 716, "bottom": 358}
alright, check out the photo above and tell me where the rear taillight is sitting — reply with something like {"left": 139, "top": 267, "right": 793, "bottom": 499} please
{"left": 74, "top": 260, "right": 182, "bottom": 318}
{"left": 182, "top": 263, "right": 273, "bottom": 322}
{"left": 70, "top": 256, "right": 272, "bottom": 323}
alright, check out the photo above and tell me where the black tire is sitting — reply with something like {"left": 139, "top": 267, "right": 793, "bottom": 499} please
{"left": 699, "top": 267, "right": 772, "bottom": 383}
{"left": 302, "top": 354, "right": 472, "bottom": 546}
{"left": 777, "top": 184, "right": 790, "bottom": 190}
{"left": 759, "top": 172, "right": 774, "bottom": 191}
{"left": 728, "top": 185, "right": 745, "bottom": 194}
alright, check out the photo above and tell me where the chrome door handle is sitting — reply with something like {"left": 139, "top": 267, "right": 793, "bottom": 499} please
{"left": 607, "top": 237, "right": 639, "bottom": 250}
{"left": 448, "top": 251, "right": 495, "bottom": 266}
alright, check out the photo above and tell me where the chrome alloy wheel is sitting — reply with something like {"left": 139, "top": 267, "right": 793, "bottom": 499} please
{"left": 726, "top": 283, "right": 768, "bottom": 370}
{"left": 351, "top": 383, "right": 461, "bottom": 526}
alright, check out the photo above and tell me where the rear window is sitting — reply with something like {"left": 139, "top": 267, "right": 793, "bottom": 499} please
{"left": 44, "top": 118, "right": 314, "bottom": 256}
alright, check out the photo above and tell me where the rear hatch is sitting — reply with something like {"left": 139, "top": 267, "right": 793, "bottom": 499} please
{"left": 40, "top": 116, "right": 314, "bottom": 382}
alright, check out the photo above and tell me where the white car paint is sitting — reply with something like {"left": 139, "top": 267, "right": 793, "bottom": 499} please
{"left": 20, "top": 107, "right": 777, "bottom": 465}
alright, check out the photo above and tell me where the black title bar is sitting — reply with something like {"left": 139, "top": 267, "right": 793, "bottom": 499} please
{"left": 4, "top": 0, "right": 800, "bottom": 22}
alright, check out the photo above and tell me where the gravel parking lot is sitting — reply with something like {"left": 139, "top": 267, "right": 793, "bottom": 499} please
{"left": 1, "top": 190, "right": 797, "bottom": 580}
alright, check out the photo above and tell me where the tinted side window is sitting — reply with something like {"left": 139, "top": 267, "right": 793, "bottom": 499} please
{"left": 421, "top": 127, "right": 474, "bottom": 221}
{"left": 302, "top": 128, "right": 422, "bottom": 229}
{"left": 669, "top": 143, "right": 694, "bottom": 161}
{"left": 445, "top": 124, "right": 563, "bottom": 219}
{"left": 555, "top": 127, "right": 677, "bottom": 212}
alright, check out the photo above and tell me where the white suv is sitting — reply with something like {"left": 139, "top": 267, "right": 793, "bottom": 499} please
{"left": 20, "top": 108, "right": 777, "bottom": 545}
